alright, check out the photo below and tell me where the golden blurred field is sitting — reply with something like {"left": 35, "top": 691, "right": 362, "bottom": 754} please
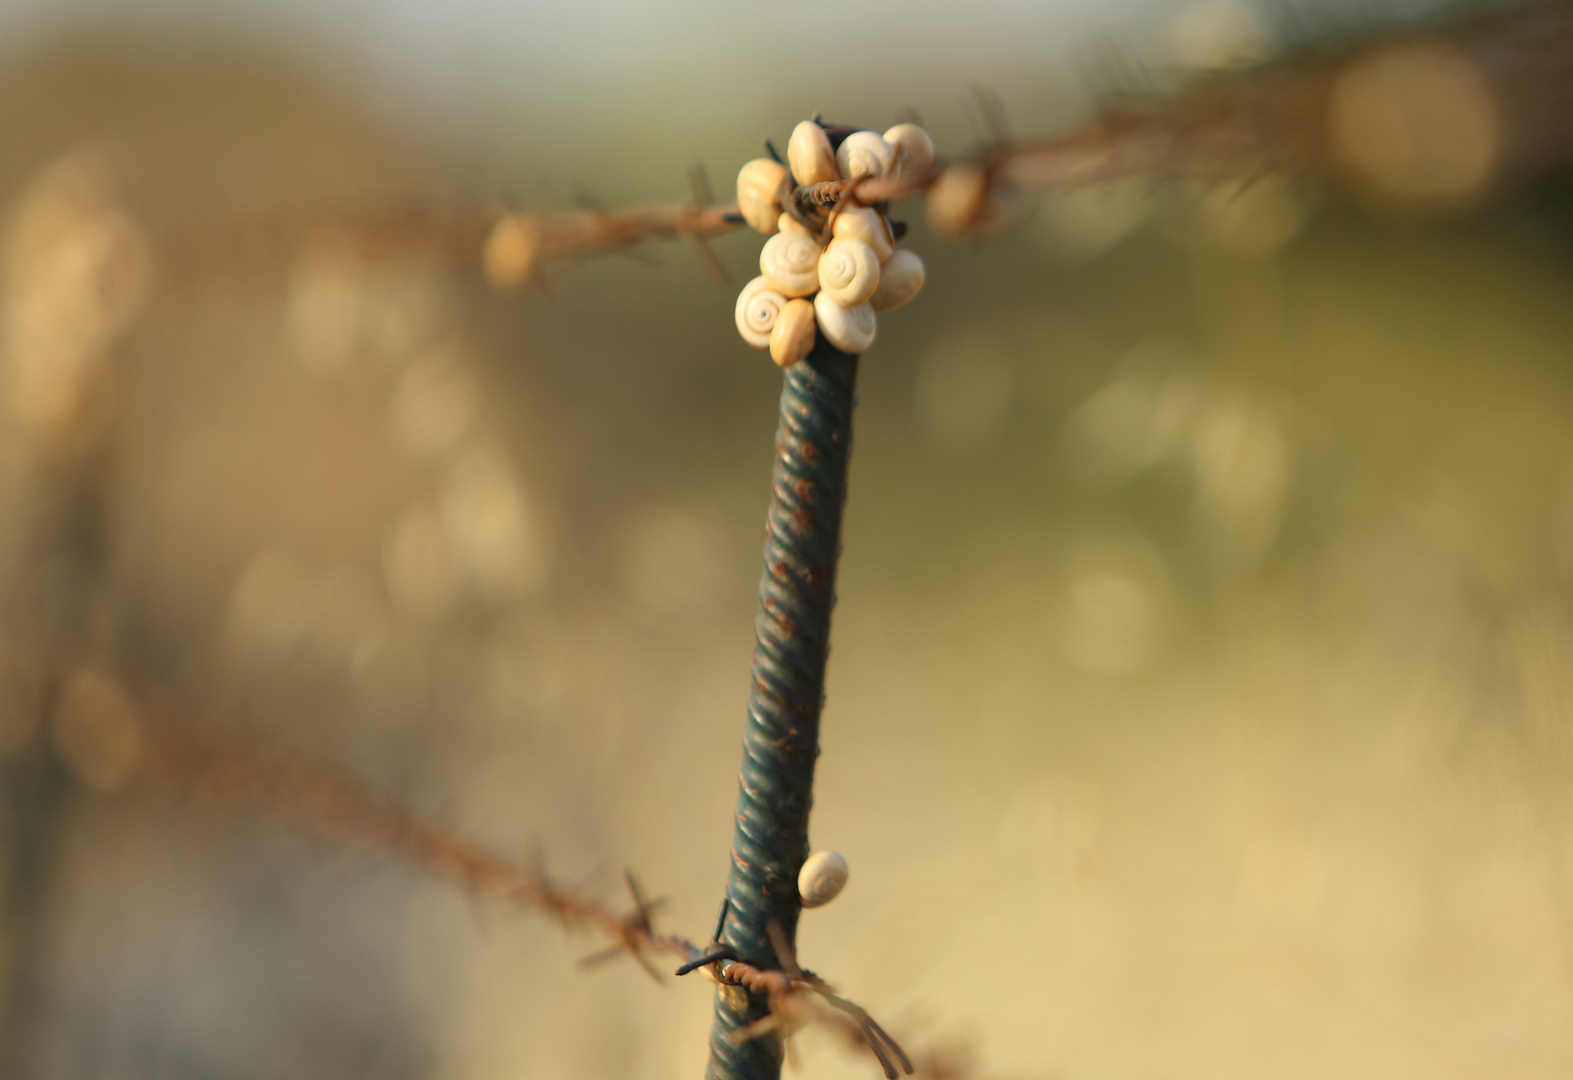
{"left": 3, "top": 5, "right": 1573, "bottom": 1078}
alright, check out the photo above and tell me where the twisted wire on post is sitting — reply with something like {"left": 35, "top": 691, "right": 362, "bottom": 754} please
{"left": 707, "top": 337, "right": 859, "bottom": 1080}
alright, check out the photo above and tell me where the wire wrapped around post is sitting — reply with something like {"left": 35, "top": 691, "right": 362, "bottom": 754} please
{"left": 706, "top": 336, "right": 859, "bottom": 1080}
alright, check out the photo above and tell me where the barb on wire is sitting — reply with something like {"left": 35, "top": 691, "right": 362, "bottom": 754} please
{"left": 696, "top": 919, "right": 914, "bottom": 1079}
{"left": 157, "top": 4, "right": 1573, "bottom": 295}
{"left": 95, "top": 679, "right": 909, "bottom": 1078}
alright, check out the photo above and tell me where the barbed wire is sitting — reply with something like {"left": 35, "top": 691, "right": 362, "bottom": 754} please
{"left": 98, "top": 677, "right": 916, "bottom": 1078}
{"left": 452, "top": 2, "right": 1573, "bottom": 289}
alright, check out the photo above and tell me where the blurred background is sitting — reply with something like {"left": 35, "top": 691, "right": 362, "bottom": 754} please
{"left": 3, "top": 0, "right": 1573, "bottom": 1077}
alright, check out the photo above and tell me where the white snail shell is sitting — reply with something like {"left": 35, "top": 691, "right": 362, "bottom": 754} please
{"left": 817, "top": 236, "right": 881, "bottom": 307}
{"left": 778, "top": 211, "right": 818, "bottom": 238}
{"left": 759, "top": 231, "right": 822, "bottom": 297}
{"left": 788, "top": 120, "right": 839, "bottom": 186}
{"left": 883, "top": 124, "right": 935, "bottom": 184}
{"left": 835, "top": 131, "right": 895, "bottom": 181}
{"left": 814, "top": 292, "right": 877, "bottom": 354}
{"left": 735, "top": 275, "right": 789, "bottom": 349}
{"left": 769, "top": 297, "right": 816, "bottom": 368}
{"left": 869, "top": 249, "right": 925, "bottom": 312}
{"left": 830, "top": 206, "right": 894, "bottom": 262}
{"left": 798, "top": 850, "right": 849, "bottom": 908}
{"left": 737, "top": 158, "right": 790, "bottom": 235}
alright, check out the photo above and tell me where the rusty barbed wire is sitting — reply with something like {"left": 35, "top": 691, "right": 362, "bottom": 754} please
{"left": 454, "top": 2, "right": 1573, "bottom": 287}
{"left": 64, "top": 674, "right": 917, "bottom": 1078}
{"left": 118, "top": 3, "right": 1573, "bottom": 295}
{"left": 482, "top": 198, "right": 744, "bottom": 289}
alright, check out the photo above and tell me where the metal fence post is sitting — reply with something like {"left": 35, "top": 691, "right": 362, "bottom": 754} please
{"left": 705, "top": 336, "right": 858, "bottom": 1080}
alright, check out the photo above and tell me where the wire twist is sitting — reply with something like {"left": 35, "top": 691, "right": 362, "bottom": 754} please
{"left": 707, "top": 337, "right": 859, "bottom": 1080}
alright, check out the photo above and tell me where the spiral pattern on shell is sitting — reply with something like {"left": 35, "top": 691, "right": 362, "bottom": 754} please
{"left": 817, "top": 237, "right": 881, "bottom": 307}
{"left": 759, "top": 231, "right": 822, "bottom": 297}
{"left": 735, "top": 276, "right": 789, "bottom": 349}
{"left": 733, "top": 119, "right": 935, "bottom": 363}
{"left": 835, "top": 131, "right": 894, "bottom": 181}
{"left": 798, "top": 850, "right": 849, "bottom": 908}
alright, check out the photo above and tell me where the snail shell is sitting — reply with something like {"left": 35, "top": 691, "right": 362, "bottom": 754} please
{"left": 926, "top": 163, "right": 1031, "bottom": 239}
{"left": 830, "top": 206, "right": 894, "bottom": 262}
{"left": 798, "top": 850, "right": 849, "bottom": 908}
{"left": 814, "top": 292, "right": 877, "bottom": 354}
{"left": 735, "top": 276, "right": 789, "bottom": 349}
{"left": 817, "top": 236, "right": 881, "bottom": 307}
{"left": 869, "top": 249, "right": 925, "bottom": 312}
{"left": 737, "top": 158, "right": 790, "bottom": 235}
{"left": 883, "top": 123, "right": 935, "bottom": 183}
{"left": 835, "top": 131, "right": 895, "bottom": 181}
{"left": 483, "top": 214, "right": 542, "bottom": 289}
{"left": 924, "top": 163, "right": 990, "bottom": 238}
{"left": 788, "top": 120, "right": 839, "bottom": 186}
{"left": 759, "top": 231, "right": 822, "bottom": 297}
{"left": 778, "top": 211, "right": 818, "bottom": 238}
{"left": 769, "top": 297, "right": 816, "bottom": 368}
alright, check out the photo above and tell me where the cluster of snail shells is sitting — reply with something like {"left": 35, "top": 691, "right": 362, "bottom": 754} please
{"left": 734, "top": 121, "right": 932, "bottom": 366}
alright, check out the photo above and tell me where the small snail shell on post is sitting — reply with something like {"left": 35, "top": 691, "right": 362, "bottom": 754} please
{"left": 817, "top": 236, "right": 881, "bottom": 306}
{"left": 769, "top": 297, "right": 816, "bottom": 368}
{"left": 759, "top": 231, "right": 822, "bottom": 297}
{"left": 830, "top": 206, "right": 894, "bottom": 262}
{"left": 814, "top": 291, "right": 877, "bottom": 354}
{"left": 788, "top": 120, "right": 838, "bottom": 186}
{"left": 798, "top": 850, "right": 849, "bottom": 908}
{"left": 883, "top": 123, "right": 935, "bottom": 184}
{"left": 835, "top": 131, "right": 895, "bottom": 181}
{"left": 737, "top": 158, "right": 790, "bottom": 235}
{"left": 869, "top": 249, "right": 925, "bottom": 312}
{"left": 735, "top": 275, "right": 789, "bottom": 349}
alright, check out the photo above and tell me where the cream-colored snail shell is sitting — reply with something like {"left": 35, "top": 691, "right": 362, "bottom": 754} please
{"left": 483, "top": 214, "right": 542, "bottom": 289}
{"left": 735, "top": 276, "right": 790, "bottom": 349}
{"left": 759, "top": 231, "right": 822, "bottom": 297}
{"left": 769, "top": 297, "right": 816, "bottom": 368}
{"left": 777, "top": 211, "right": 818, "bottom": 238}
{"left": 835, "top": 131, "right": 895, "bottom": 181}
{"left": 883, "top": 123, "right": 935, "bottom": 183}
{"left": 869, "top": 249, "right": 924, "bottom": 312}
{"left": 925, "top": 163, "right": 990, "bottom": 238}
{"left": 926, "top": 163, "right": 1030, "bottom": 238}
{"left": 788, "top": 121, "right": 839, "bottom": 186}
{"left": 817, "top": 236, "right": 881, "bottom": 307}
{"left": 830, "top": 206, "right": 894, "bottom": 262}
{"left": 737, "top": 158, "right": 790, "bottom": 235}
{"left": 814, "top": 292, "right": 877, "bottom": 354}
{"left": 798, "top": 850, "right": 849, "bottom": 908}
